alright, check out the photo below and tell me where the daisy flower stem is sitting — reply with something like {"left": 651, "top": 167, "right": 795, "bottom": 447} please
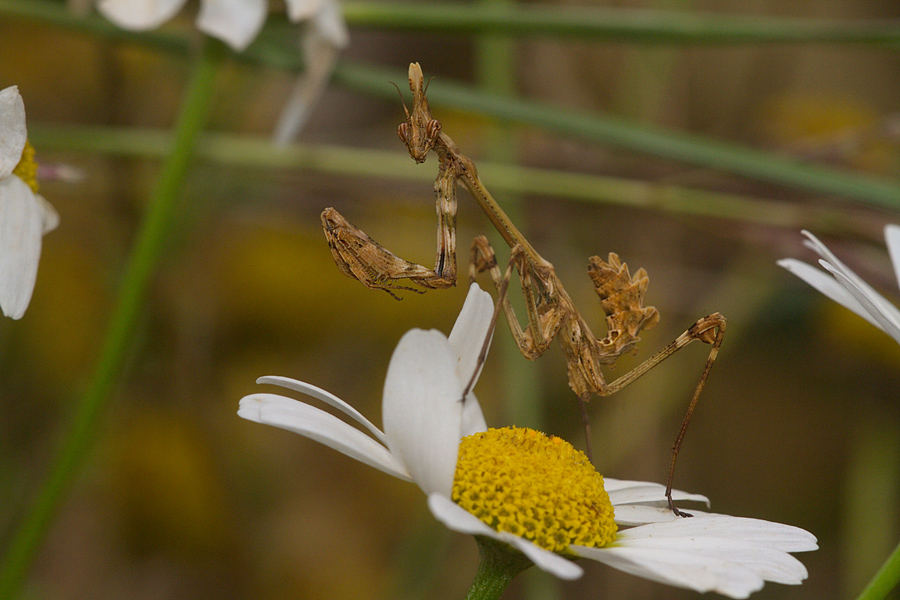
{"left": 465, "top": 537, "right": 535, "bottom": 600}
{"left": 0, "top": 36, "right": 225, "bottom": 599}
{"left": 855, "top": 539, "right": 900, "bottom": 600}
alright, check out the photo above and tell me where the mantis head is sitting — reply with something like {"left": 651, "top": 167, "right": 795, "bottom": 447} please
{"left": 396, "top": 62, "right": 442, "bottom": 164}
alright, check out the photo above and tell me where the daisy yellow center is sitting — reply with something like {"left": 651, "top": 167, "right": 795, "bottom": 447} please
{"left": 13, "top": 140, "right": 39, "bottom": 193}
{"left": 452, "top": 427, "right": 616, "bottom": 554}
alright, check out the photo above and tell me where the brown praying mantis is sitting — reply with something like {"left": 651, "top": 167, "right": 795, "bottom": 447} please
{"left": 322, "top": 63, "right": 725, "bottom": 516}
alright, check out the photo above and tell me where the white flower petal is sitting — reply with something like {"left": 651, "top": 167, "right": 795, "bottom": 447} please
{"left": 886, "top": 224, "right": 900, "bottom": 293}
{"left": 638, "top": 537, "right": 808, "bottom": 585}
{"left": 0, "top": 86, "right": 27, "bottom": 178}
{"left": 574, "top": 514, "right": 815, "bottom": 597}
{"left": 800, "top": 230, "right": 863, "bottom": 287}
{"left": 460, "top": 393, "right": 488, "bottom": 437}
{"left": 819, "top": 261, "right": 900, "bottom": 343}
{"left": 238, "top": 393, "right": 411, "bottom": 481}
{"left": 285, "top": 0, "right": 322, "bottom": 21}
{"left": 576, "top": 541, "right": 766, "bottom": 598}
{"left": 617, "top": 515, "right": 818, "bottom": 553}
{"left": 0, "top": 177, "right": 46, "bottom": 319}
{"left": 591, "top": 536, "right": 805, "bottom": 593}
{"left": 98, "top": 0, "right": 186, "bottom": 30}
{"left": 833, "top": 270, "right": 900, "bottom": 334}
{"left": 271, "top": 2, "right": 347, "bottom": 141}
{"left": 36, "top": 194, "right": 59, "bottom": 234}
{"left": 197, "top": 0, "right": 267, "bottom": 50}
{"left": 448, "top": 283, "right": 496, "bottom": 391}
{"left": 777, "top": 258, "right": 881, "bottom": 329}
{"left": 427, "top": 494, "right": 584, "bottom": 580}
{"left": 801, "top": 230, "right": 900, "bottom": 328}
{"left": 256, "top": 375, "right": 387, "bottom": 444}
{"left": 382, "top": 329, "right": 465, "bottom": 496}
{"left": 605, "top": 478, "right": 709, "bottom": 508}
{"left": 427, "top": 492, "right": 498, "bottom": 537}
{"left": 272, "top": 39, "right": 339, "bottom": 144}
{"left": 612, "top": 505, "right": 699, "bottom": 526}
{"left": 603, "top": 477, "right": 647, "bottom": 492}
{"left": 309, "top": 0, "right": 349, "bottom": 49}
{"left": 448, "top": 283, "right": 493, "bottom": 436}
{"left": 500, "top": 533, "right": 584, "bottom": 580}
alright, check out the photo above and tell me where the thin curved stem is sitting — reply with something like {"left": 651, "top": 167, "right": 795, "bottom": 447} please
{"left": 855, "top": 540, "right": 900, "bottom": 600}
{"left": 3, "top": 1, "right": 900, "bottom": 209}
{"left": 25, "top": 124, "right": 870, "bottom": 234}
{"left": 341, "top": 2, "right": 900, "bottom": 46}
{"left": 333, "top": 63, "right": 900, "bottom": 211}
{"left": 0, "top": 37, "right": 225, "bottom": 599}
{"left": 7, "top": 0, "right": 900, "bottom": 46}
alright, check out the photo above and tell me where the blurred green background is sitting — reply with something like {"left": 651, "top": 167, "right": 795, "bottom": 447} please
{"left": 1, "top": 0, "right": 900, "bottom": 599}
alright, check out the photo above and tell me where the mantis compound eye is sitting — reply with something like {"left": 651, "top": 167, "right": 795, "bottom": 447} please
{"left": 397, "top": 123, "right": 409, "bottom": 143}
{"left": 426, "top": 119, "right": 442, "bottom": 140}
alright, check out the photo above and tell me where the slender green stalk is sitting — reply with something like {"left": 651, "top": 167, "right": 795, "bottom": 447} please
{"left": 27, "top": 124, "right": 854, "bottom": 232}
{"left": 340, "top": 2, "right": 900, "bottom": 46}
{"left": 333, "top": 63, "right": 900, "bottom": 211}
{"left": 5, "top": 1, "right": 900, "bottom": 209}
{"left": 8, "top": 0, "right": 900, "bottom": 46}
{"left": 0, "top": 38, "right": 224, "bottom": 599}
{"left": 465, "top": 537, "right": 534, "bottom": 600}
{"left": 855, "top": 540, "right": 900, "bottom": 600}
{"left": 26, "top": 124, "right": 868, "bottom": 233}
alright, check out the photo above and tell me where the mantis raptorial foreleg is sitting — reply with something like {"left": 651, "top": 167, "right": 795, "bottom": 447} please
{"left": 322, "top": 62, "right": 727, "bottom": 516}
{"left": 322, "top": 160, "right": 458, "bottom": 297}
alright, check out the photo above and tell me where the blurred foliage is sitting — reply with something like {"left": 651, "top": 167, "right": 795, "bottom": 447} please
{"left": 1, "top": 0, "right": 900, "bottom": 599}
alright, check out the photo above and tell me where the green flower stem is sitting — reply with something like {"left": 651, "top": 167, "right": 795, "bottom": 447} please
{"left": 856, "top": 540, "right": 900, "bottom": 600}
{"left": 5, "top": 1, "right": 900, "bottom": 208}
{"left": 28, "top": 124, "right": 859, "bottom": 233}
{"left": 466, "top": 537, "right": 535, "bottom": 600}
{"left": 333, "top": 63, "right": 900, "bottom": 212}
{"left": 341, "top": 2, "right": 900, "bottom": 46}
{"left": 0, "top": 38, "right": 224, "bottom": 599}
{"left": 8, "top": 0, "right": 900, "bottom": 47}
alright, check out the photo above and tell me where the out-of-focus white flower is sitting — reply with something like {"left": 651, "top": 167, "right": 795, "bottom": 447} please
{"left": 239, "top": 283, "right": 817, "bottom": 598}
{"left": 0, "top": 86, "right": 58, "bottom": 320}
{"left": 96, "top": 0, "right": 348, "bottom": 141}
{"left": 96, "top": 0, "right": 347, "bottom": 54}
{"left": 778, "top": 226, "right": 900, "bottom": 344}
{"left": 273, "top": 0, "right": 349, "bottom": 143}
{"left": 99, "top": 0, "right": 261, "bottom": 50}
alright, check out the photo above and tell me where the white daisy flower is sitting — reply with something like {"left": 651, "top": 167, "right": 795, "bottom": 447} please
{"left": 273, "top": 0, "right": 349, "bottom": 143}
{"left": 96, "top": 0, "right": 347, "bottom": 54}
{"left": 778, "top": 226, "right": 900, "bottom": 344}
{"left": 96, "top": 0, "right": 348, "bottom": 141}
{"left": 238, "top": 283, "right": 817, "bottom": 598}
{"left": 0, "top": 86, "right": 59, "bottom": 320}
